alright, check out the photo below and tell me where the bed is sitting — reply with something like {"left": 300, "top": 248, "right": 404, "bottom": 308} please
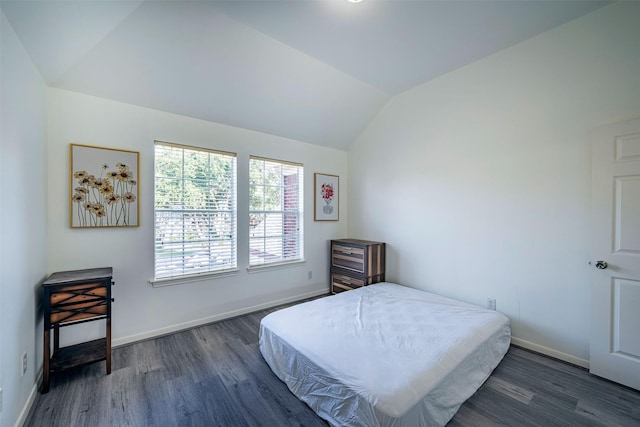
{"left": 259, "top": 282, "right": 511, "bottom": 427}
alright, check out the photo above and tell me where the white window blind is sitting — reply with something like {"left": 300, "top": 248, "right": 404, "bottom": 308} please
{"left": 249, "top": 156, "right": 303, "bottom": 267}
{"left": 154, "top": 141, "right": 237, "bottom": 280}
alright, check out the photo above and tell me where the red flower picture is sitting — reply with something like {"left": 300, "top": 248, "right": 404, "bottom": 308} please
{"left": 315, "top": 173, "right": 339, "bottom": 221}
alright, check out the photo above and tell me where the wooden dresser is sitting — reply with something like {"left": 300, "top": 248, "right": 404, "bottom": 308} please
{"left": 42, "top": 267, "right": 113, "bottom": 393}
{"left": 330, "top": 239, "right": 385, "bottom": 294}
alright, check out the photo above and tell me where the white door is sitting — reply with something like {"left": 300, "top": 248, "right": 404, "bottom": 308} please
{"left": 590, "top": 117, "right": 640, "bottom": 390}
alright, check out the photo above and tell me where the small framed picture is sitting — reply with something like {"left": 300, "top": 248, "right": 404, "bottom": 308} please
{"left": 70, "top": 144, "right": 140, "bottom": 228}
{"left": 314, "top": 173, "right": 339, "bottom": 221}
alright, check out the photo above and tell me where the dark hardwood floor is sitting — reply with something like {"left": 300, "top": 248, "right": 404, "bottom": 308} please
{"left": 26, "top": 299, "right": 640, "bottom": 427}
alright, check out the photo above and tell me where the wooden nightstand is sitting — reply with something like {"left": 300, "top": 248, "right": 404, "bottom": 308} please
{"left": 42, "top": 267, "right": 113, "bottom": 393}
{"left": 330, "top": 239, "right": 385, "bottom": 294}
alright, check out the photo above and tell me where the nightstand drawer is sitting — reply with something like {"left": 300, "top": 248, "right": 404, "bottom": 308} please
{"left": 50, "top": 282, "right": 107, "bottom": 325}
{"left": 51, "top": 304, "right": 107, "bottom": 324}
{"left": 332, "top": 244, "right": 365, "bottom": 273}
{"left": 50, "top": 283, "right": 107, "bottom": 305}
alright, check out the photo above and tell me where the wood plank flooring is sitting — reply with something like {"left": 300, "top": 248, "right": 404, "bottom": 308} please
{"left": 25, "top": 299, "right": 640, "bottom": 427}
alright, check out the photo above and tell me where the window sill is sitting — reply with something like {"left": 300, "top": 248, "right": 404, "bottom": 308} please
{"left": 246, "top": 260, "right": 306, "bottom": 274}
{"left": 150, "top": 268, "right": 240, "bottom": 288}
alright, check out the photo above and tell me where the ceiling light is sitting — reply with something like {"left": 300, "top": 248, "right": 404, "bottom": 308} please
{"left": 348, "top": 0, "right": 363, "bottom": 3}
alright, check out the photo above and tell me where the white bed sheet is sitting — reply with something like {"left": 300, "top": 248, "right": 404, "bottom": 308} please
{"left": 259, "top": 282, "right": 511, "bottom": 427}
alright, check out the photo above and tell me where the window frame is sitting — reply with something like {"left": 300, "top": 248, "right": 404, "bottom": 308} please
{"left": 248, "top": 155, "right": 304, "bottom": 269}
{"left": 153, "top": 141, "right": 238, "bottom": 284}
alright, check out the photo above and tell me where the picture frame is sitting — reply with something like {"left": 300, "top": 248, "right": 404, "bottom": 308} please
{"left": 314, "top": 173, "right": 339, "bottom": 221}
{"left": 70, "top": 144, "right": 140, "bottom": 228}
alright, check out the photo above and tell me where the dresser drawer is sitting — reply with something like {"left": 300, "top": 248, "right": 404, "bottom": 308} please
{"left": 332, "top": 244, "right": 366, "bottom": 273}
{"left": 331, "top": 273, "right": 364, "bottom": 293}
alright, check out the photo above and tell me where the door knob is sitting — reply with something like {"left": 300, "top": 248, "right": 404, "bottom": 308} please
{"left": 594, "top": 260, "right": 608, "bottom": 269}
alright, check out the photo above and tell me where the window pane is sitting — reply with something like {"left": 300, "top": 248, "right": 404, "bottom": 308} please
{"left": 248, "top": 156, "right": 303, "bottom": 266}
{"left": 154, "top": 142, "right": 237, "bottom": 279}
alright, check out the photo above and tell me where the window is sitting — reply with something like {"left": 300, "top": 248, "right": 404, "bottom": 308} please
{"left": 249, "top": 156, "right": 303, "bottom": 267}
{"left": 154, "top": 141, "right": 237, "bottom": 280}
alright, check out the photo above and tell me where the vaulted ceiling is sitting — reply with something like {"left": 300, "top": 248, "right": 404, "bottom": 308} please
{"left": 1, "top": 0, "right": 610, "bottom": 150}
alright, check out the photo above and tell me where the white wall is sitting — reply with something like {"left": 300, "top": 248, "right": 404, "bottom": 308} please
{"left": 348, "top": 2, "right": 640, "bottom": 365}
{"left": 0, "top": 10, "right": 48, "bottom": 427}
{"left": 47, "top": 89, "right": 347, "bottom": 347}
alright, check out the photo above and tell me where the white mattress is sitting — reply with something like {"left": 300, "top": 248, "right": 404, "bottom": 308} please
{"left": 259, "top": 282, "right": 511, "bottom": 427}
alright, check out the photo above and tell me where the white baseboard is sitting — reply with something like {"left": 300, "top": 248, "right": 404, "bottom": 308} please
{"left": 113, "top": 287, "right": 328, "bottom": 347}
{"left": 511, "top": 336, "right": 589, "bottom": 369}
{"left": 14, "top": 371, "right": 42, "bottom": 427}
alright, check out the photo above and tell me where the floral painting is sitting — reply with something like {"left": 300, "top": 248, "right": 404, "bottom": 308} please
{"left": 70, "top": 144, "right": 139, "bottom": 228}
{"left": 314, "top": 173, "right": 339, "bottom": 221}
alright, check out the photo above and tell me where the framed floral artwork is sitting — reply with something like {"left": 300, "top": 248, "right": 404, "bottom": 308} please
{"left": 314, "top": 173, "right": 339, "bottom": 221}
{"left": 70, "top": 144, "right": 140, "bottom": 228}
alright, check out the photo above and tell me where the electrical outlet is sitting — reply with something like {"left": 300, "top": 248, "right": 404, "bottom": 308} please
{"left": 487, "top": 298, "right": 496, "bottom": 311}
{"left": 22, "top": 352, "right": 27, "bottom": 376}
{"left": 307, "top": 271, "right": 312, "bottom": 280}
